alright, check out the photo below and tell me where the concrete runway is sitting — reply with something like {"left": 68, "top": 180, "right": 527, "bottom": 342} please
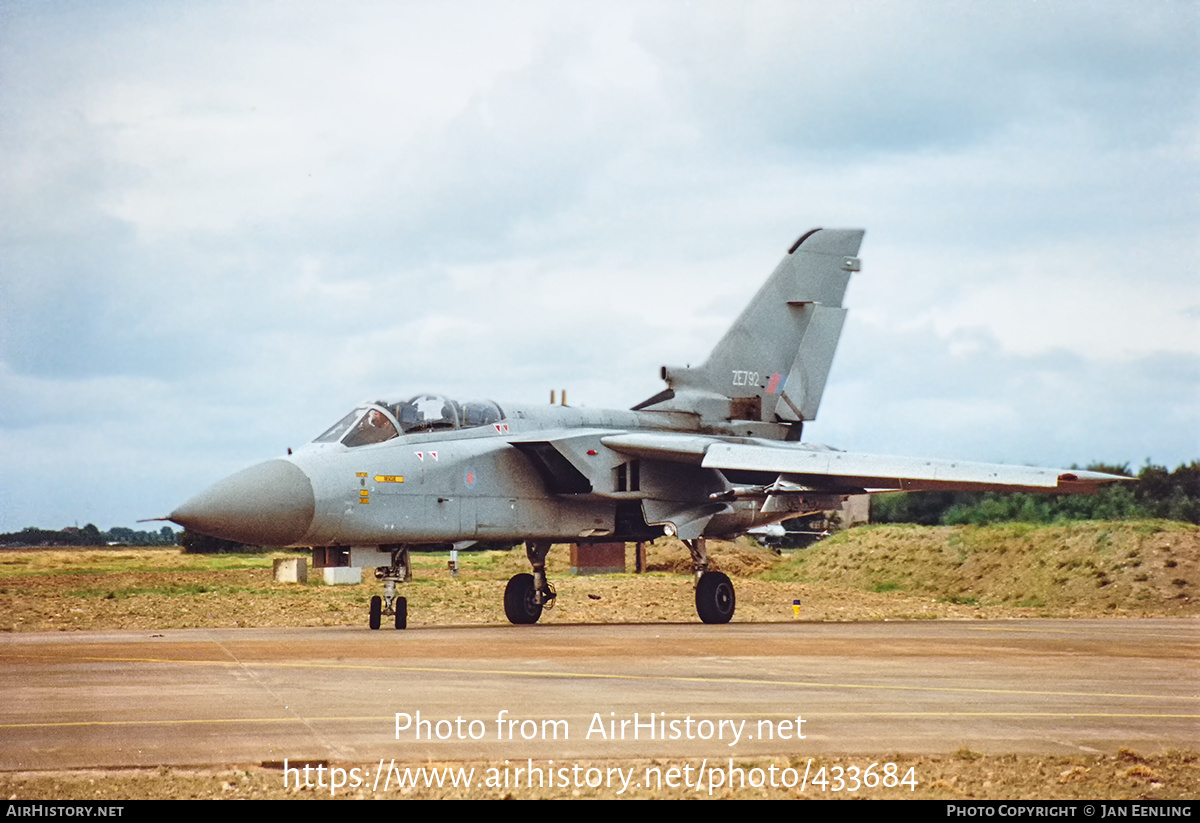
{"left": 1, "top": 619, "right": 1195, "bottom": 771}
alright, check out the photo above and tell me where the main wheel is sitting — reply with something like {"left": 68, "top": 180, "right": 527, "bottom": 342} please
{"left": 394, "top": 596, "right": 407, "bottom": 630}
{"left": 504, "top": 573, "right": 543, "bottom": 625}
{"left": 695, "top": 571, "right": 735, "bottom": 624}
{"left": 369, "top": 595, "right": 382, "bottom": 630}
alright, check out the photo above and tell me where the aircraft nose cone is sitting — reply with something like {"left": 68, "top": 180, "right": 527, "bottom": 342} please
{"left": 170, "top": 459, "right": 315, "bottom": 546}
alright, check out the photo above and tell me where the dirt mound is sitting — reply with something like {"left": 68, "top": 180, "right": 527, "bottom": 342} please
{"left": 645, "top": 536, "right": 781, "bottom": 576}
{"left": 769, "top": 520, "right": 1200, "bottom": 616}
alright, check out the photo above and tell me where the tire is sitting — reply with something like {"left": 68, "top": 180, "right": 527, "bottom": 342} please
{"left": 695, "top": 571, "right": 735, "bottom": 624}
{"left": 504, "top": 573, "right": 543, "bottom": 625}
{"left": 369, "top": 595, "right": 382, "bottom": 630}
{"left": 394, "top": 596, "right": 407, "bottom": 630}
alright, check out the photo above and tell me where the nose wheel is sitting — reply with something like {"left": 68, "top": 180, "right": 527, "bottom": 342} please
{"left": 369, "top": 546, "right": 410, "bottom": 630}
{"left": 369, "top": 592, "right": 408, "bottom": 630}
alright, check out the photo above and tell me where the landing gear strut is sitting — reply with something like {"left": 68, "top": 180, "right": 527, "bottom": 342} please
{"left": 504, "top": 540, "right": 556, "bottom": 625}
{"left": 686, "top": 538, "right": 735, "bottom": 624}
{"left": 370, "top": 545, "right": 410, "bottom": 630}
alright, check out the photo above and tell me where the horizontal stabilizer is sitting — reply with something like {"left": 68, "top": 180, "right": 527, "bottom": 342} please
{"left": 641, "top": 500, "right": 730, "bottom": 540}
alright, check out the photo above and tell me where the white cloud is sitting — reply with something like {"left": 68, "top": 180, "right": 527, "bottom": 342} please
{"left": 1, "top": 0, "right": 1196, "bottom": 530}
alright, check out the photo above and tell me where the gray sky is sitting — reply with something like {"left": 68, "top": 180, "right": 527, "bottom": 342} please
{"left": 2, "top": 1, "right": 1197, "bottom": 532}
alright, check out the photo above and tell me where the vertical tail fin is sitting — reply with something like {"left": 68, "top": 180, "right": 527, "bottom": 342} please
{"left": 639, "top": 228, "right": 864, "bottom": 426}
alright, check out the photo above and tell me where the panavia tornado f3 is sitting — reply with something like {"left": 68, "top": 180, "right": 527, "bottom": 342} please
{"left": 168, "top": 228, "right": 1128, "bottom": 628}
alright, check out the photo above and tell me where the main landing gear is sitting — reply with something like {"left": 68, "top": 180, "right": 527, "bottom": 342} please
{"left": 370, "top": 546, "right": 410, "bottom": 630}
{"left": 498, "top": 538, "right": 734, "bottom": 625}
{"left": 686, "top": 538, "right": 735, "bottom": 624}
{"left": 363, "top": 537, "right": 735, "bottom": 628}
{"left": 504, "top": 540, "right": 556, "bottom": 625}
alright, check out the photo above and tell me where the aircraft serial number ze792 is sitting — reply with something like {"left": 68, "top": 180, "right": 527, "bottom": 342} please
{"left": 166, "top": 227, "right": 1127, "bottom": 629}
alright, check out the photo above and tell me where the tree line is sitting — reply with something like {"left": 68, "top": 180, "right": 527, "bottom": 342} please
{"left": 869, "top": 461, "right": 1200, "bottom": 526}
{"left": 0, "top": 524, "right": 178, "bottom": 548}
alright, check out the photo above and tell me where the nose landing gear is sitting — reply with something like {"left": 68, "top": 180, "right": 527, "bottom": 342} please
{"left": 370, "top": 546, "right": 410, "bottom": 630}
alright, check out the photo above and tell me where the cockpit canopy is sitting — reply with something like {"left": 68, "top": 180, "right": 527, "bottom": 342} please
{"left": 312, "top": 394, "right": 505, "bottom": 448}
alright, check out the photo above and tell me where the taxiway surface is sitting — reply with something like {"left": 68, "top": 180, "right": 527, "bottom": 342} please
{"left": 1, "top": 619, "right": 1195, "bottom": 770}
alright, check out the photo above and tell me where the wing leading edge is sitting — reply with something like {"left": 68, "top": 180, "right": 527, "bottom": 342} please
{"left": 602, "top": 434, "right": 1130, "bottom": 495}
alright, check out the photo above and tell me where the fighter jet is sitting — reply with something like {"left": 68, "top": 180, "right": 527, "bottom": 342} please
{"left": 168, "top": 228, "right": 1128, "bottom": 629}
